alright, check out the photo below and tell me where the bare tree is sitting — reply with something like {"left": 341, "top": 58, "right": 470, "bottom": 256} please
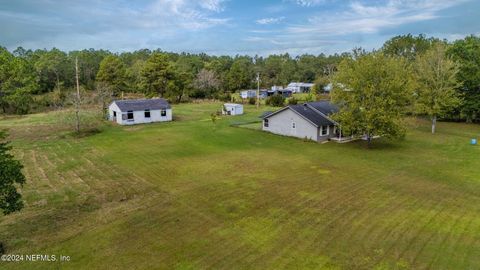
{"left": 193, "top": 69, "right": 220, "bottom": 98}
{"left": 95, "top": 82, "right": 113, "bottom": 119}
{"left": 256, "top": 72, "right": 260, "bottom": 109}
{"left": 75, "top": 57, "right": 81, "bottom": 133}
{"left": 323, "top": 64, "right": 337, "bottom": 77}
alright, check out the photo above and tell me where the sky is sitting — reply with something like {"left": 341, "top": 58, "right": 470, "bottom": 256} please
{"left": 1, "top": 0, "right": 479, "bottom": 56}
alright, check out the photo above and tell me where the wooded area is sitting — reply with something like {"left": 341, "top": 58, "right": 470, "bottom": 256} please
{"left": 0, "top": 34, "right": 479, "bottom": 123}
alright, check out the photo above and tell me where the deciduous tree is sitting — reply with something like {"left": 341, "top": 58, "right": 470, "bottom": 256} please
{"left": 382, "top": 34, "right": 439, "bottom": 61}
{"left": 415, "top": 44, "right": 462, "bottom": 134}
{"left": 225, "top": 57, "right": 254, "bottom": 91}
{"left": 33, "top": 48, "right": 70, "bottom": 93}
{"left": 331, "top": 52, "right": 413, "bottom": 146}
{"left": 0, "top": 47, "right": 37, "bottom": 114}
{"left": 193, "top": 68, "right": 220, "bottom": 98}
{"left": 447, "top": 35, "right": 480, "bottom": 122}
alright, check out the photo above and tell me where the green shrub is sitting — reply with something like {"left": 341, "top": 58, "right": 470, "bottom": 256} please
{"left": 248, "top": 97, "right": 256, "bottom": 105}
{"left": 6, "top": 90, "right": 33, "bottom": 114}
{"left": 217, "top": 92, "right": 231, "bottom": 102}
{"left": 288, "top": 97, "right": 298, "bottom": 105}
{"left": 305, "top": 93, "right": 316, "bottom": 102}
{"left": 266, "top": 95, "right": 285, "bottom": 107}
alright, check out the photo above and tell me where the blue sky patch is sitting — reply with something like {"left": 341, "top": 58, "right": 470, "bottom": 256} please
{"left": 0, "top": 0, "right": 478, "bottom": 55}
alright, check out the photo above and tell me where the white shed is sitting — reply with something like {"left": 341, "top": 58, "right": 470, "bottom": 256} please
{"left": 108, "top": 98, "right": 172, "bottom": 125}
{"left": 222, "top": 103, "right": 243, "bottom": 116}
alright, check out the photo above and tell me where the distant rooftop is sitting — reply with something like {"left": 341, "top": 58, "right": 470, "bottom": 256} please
{"left": 287, "top": 82, "right": 315, "bottom": 87}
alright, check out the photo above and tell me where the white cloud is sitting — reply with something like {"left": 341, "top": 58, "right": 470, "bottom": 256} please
{"left": 246, "top": 0, "right": 470, "bottom": 55}
{"left": 256, "top": 17, "right": 285, "bottom": 25}
{"left": 146, "top": 0, "right": 230, "bottom": 30}
{"left": 2, "top": 0, "right": 476, "bottom": 55}
{"left": 1, "top": 0, "right": 231, "bottom": 52}
{"left": 199, "top": 0, "right": 227, "bottom": 12}
{"left": 292, "top": 0, "right": 327, "bottom": 7}
{"left": 288, "top": 0, "right": 467, "bottom": 35}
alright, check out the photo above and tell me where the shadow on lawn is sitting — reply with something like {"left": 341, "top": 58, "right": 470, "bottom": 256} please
{"left": 339, "top": 138, "right": 407, "bottom": 151}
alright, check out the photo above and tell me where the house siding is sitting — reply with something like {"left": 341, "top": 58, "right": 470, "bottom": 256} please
{"left": 263, "top": 108, "right": 318, "bottom": 141}
{"left": 108, "top": 102, "right": 172, "bottom": 125}
{"left": 108, "top": 102, "right": 123, "bottom": 125}
{"left": 263, "top": 108, "right": 338, "bottom": 142}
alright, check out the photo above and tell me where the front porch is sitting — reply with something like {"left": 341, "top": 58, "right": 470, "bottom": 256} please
{"left": 329, "top": 134, "right": 381, "bottom": 143}
{"left": 329, "top": 135, "right": 358, "bottom": 143}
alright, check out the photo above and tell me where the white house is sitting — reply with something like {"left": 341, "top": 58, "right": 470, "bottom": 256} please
{"left": 286, "top": 82, "right": 315, "bottom": 93}
{"left": 262, "top": 101, "right": 340, "bottom": 142}
{"left": 108, "top": 98, "right": 172, "bottom": 125}
{"left": 223, "top": 103, "right": 243, "bottom": 116}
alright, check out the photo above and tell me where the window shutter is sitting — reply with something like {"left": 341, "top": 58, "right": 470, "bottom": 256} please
{"left": 122, "top": 114, "right": 127, "bottom": 120}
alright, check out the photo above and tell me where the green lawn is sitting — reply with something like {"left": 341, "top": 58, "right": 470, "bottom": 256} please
{"left": 1, "top": 102, "right": 480, "bottom": 269}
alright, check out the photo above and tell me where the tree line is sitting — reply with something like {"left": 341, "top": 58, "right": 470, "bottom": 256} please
{"left": 0, "top": 46, "right": 344, "bottom": 113}
{"left": 0, "top": 34, "right": 479, "bottom": 124}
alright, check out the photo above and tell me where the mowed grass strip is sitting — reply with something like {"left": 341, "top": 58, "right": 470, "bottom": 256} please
{"left": 0, "top": 102, "right": 480, "bottom": 269}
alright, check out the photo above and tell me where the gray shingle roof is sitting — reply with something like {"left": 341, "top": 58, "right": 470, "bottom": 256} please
{"left": 112, "top": 99, "right": 171, "bottom": 112}
{"left": 259, "top": 111, "right": 274, "bottom": 118}
{"left": 306, "top": 101, "right": 339, "bottom": 115}
{"left": 289, "top": 104, "right": 334, "bottom": 126}
{"left": 263, "top": 101, "right": 338, "bottom": 127}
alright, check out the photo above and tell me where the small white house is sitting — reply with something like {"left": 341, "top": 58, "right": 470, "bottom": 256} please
{"left": 108, "top": 98, "right": 172, "bottom": 125}
{"left": 223, "top": 103, "right": 243, "bottom": 116}
{"left": 262, "top": 101, "right": 339, "bottom": 142}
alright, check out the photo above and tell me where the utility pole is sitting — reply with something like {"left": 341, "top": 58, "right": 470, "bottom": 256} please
{"left": 75, "top": 57, "right": 80, "bottom": 133}
{"left": 256, "top": 72, "right": 260, "bottom": 109}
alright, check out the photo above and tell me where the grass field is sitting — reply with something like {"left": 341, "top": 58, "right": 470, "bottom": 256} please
{"left": 1, "top": 102, "right": 480, "bottom": 269}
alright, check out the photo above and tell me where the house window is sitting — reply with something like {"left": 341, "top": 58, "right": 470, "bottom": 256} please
{"left": 264, "top": 119, "right": 269, "bottom": 127}
{"left": 113, "top": 111, "right": 116, "bottom": 117}
{"left": 127, "top": 111, "right": 134, "bottom": 121}
{"left": 161, "top": 109, "right": 167, "bottom": 117}
{"left": 333, "top": 126, "right": 340, "bottom": 135}
{"left": 321, "top": 125, "right": 329, "bottom": 136}
{"left": 144, "top": 109, "right": 151, "bottom": 118}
